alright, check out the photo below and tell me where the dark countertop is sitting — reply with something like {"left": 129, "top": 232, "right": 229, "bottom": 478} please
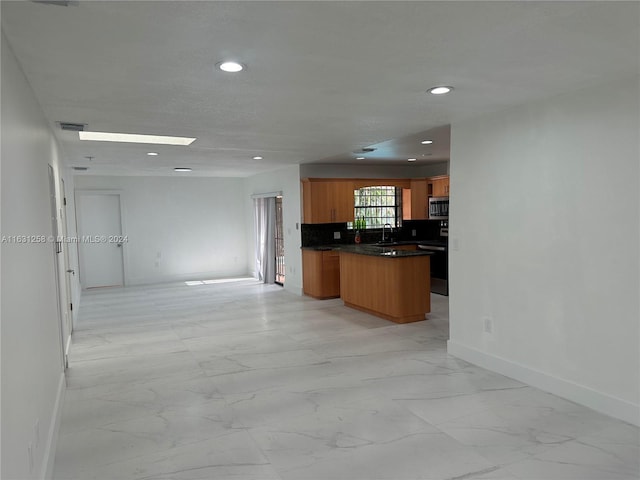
{"left": 302, "top": 239, "right": 446, "bottom": 252}
{"left": 302, "top": 244, "right": 433, "bottom": 258}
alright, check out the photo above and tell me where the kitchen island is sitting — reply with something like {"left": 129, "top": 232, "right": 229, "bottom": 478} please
{"left": 338, "top": 245, "right": 431, "bottom": 323}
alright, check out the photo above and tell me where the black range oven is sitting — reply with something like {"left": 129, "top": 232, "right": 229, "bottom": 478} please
{"left": 417, "top": 224, "right": 448, "bottom": 296}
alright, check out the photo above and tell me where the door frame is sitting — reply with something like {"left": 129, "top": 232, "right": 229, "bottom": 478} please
{"left": 75, "top": 189, "right": 129, "bottom": 288}
{"left": 48, "top": 165, "right": 67, "bottom": 369}
{"left": 58, "top": 178, "right": 74, "bottom": 359}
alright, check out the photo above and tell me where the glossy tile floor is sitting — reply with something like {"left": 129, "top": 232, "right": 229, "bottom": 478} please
{"left": 54, "top": 279, "right": 639, "bottom": 480}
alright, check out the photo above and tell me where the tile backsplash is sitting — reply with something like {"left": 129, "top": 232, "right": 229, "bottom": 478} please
{"left": 301, "top": 220, "right": 443, "bottom": 247}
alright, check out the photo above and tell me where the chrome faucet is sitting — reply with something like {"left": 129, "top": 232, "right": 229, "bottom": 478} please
{"left": 382, "top": 223, "right": 392, "bottom": 243}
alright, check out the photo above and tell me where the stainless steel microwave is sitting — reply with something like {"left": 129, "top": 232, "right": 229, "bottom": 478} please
{"left": 429, "top": 197, "right": 449, "bottom": 219}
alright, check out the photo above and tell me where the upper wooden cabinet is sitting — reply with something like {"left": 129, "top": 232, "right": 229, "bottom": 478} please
{"left": 430, "top": 176, "right": 450, "bottom": 197}
{"left": 302, "top": 179, "right": 354, "bottom": 223}
{"left": 302, "top": 176, "right": 448, "bottom": 223}
{"left": 410, "top": 179, "right": 428, "bottom": 220}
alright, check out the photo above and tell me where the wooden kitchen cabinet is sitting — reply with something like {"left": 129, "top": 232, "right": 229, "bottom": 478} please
{"left": 302, "top": 179, "right": 354, "bottom": 223}
{"left": 302, "top": 249, "right": 341, "bottom": 299}
{"left": 429, "top": 176, "right": 450, "bottom": 197}
{"left": 410, "top": 179, "right": 429, "bottom": 220}
{"left": 391, "top": 244, "right": 417, "bottom": 251}
{"left": 340, "top": 250, "right": 430, "bottom": 323}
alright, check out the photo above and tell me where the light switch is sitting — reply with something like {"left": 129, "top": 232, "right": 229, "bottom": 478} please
{"left": 334, "top": 231, "right": 341, "bottom": 240}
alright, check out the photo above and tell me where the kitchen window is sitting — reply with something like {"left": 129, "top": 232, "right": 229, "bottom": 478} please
{"left": 354, "top": 186, "right": 403, "bottom": 229}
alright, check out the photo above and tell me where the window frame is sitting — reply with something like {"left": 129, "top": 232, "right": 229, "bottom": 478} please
{"left": 353, "top": 186, "right": 403, "bottom": 229}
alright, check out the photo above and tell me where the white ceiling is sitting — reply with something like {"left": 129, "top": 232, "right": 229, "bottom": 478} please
{"left": 2, "top": 1, "right": 638, "bottom": 177}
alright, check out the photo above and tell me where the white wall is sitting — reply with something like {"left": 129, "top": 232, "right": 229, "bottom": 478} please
{"left": 1, "top": 33, "right": 71, "bottom": 479}
{"left": 300, "top": 162, "right": 448, "bottom": 179}
{"left": 448, "top": 76, "right": 640, "bottom": 425}
{"left": 244, "top": 165, "right": 303, "bottom": 296}
{"left": 74, "top": 176, "right": 249, "bottom": 286}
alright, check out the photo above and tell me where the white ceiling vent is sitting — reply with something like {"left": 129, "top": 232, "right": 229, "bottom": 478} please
{"left": 58, "top": 122, "right": 86, "bottom": 132}
{"left": 353, "top": 147, "right": 376, "bottom": 154}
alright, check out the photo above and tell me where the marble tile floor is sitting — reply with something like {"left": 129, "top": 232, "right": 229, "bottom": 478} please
{"left": 53, "top": 279, "right": 639, "bottom": 480}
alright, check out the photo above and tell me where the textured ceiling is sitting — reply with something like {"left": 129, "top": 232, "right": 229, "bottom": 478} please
{"left": 2, "top": 1, "right": 638, "bottom": 177}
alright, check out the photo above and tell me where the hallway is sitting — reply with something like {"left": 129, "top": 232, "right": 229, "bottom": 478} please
{"left": 53, "top": 281, "right": 639, "bottom": 480}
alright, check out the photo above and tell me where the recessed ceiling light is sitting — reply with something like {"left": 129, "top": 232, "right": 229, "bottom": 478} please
{"left": 408, "top": 158, "right": 417, "bottom": 162}
{"left": 218, "top": 61, "right": 244, "bottom": 73}
{"left": 356, "top": 157, "right": 365, "bottom": 160}
{"left": 253, "top": 156, "right": 263, "bottom": 160}
{"left": 428, "top": 86, "right": 453, "bottom": 95}
{"left": 79, "top": 131, "right": 196, "bottom": 146}
{"left": 147, "top": 152, "right": 159, "bottom": 156}
{"left": 174, "top": 167, "right": 192, "bottom": 172}
{"left": 420, "top": 140, "right": 433, "bottom": 145}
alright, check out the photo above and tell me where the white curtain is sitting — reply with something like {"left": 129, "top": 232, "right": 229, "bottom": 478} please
{"left": 254, "top": 197, "right": 276, "bottom": 284}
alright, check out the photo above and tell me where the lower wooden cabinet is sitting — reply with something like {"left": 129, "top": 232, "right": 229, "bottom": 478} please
{"left": 302, "top": 249, "right": 340, "bottom": 299}
{"left": 391, "top": 244, "right": 417, "bottom": 251}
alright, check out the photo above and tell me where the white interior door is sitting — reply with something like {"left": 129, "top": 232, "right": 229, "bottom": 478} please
{"left": 77, "top": 193, "right": 125, "bottom": 289}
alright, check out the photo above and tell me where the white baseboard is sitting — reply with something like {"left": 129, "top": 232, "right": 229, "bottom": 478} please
{"left": 127, "top": 271, "right": 252, "bottom": 286}
{"left": 447, "top": 340, "right": 640, "bottom": 427}
{"left": 42, "top": 372, "right": 66, "bottom": 479}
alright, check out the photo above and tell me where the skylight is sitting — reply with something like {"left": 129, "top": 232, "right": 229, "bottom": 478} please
{"left": 79, "top": 131, "right": 196, "bottom": 146}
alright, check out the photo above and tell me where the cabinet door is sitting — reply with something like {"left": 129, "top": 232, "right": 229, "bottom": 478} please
{"left": 333, "top": 180, "right": 355, "bottom": 223}
{"left": 311, "top": 182, "right": 335, "bottom": 223}
{"left": 302, "top": 181, "right": 333, "bottom": 223}
{"left": 302, "top": 249, "right": 340, "bottom": 299}
{"left": 431, "top": 177, "right": 450, "bottom": 197}
{"left": 302, "top": 250, "right": 323, "bottom": 296}
{"left": 303, "top": 180, "right": 354, "bottom": 223}
{"left": 322, "top": 250, "right": 341, "bottom": 297}
{"left": 410, "top": 179, "right": 428, "bottom": 220}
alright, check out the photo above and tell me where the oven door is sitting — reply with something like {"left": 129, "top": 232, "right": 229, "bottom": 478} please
{"left": 418, "top": 245, "right": 448, "bottom": 295}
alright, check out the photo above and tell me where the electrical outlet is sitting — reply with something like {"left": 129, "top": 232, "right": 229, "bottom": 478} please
{"left": 483, "top": 317, "right": 493, "bottom": 334}
{"left": 156, "top": 251, "right": 161, "bottom": 259}
{"left": 452, "top": 238, "right": 460, "bottom": 251}
{"left": 333, "top": 231, "right": 341, "bottom": 239}
{"left": 412, "top": 229, "right": 416, "bottom": 237}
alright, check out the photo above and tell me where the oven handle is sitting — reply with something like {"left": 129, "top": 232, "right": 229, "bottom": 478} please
{"left": 417, "top": 245, "right": 446, "bottom": 252}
